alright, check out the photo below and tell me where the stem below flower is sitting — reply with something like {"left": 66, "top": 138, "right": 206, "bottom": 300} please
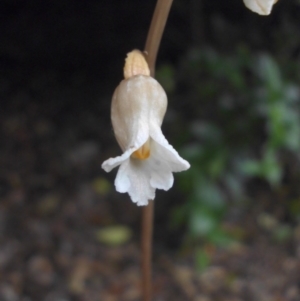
{"left": 142, "top": 1, "right": 173, "bottom": 301}
{"left": 141, "top": 200, "right": 154, "bottom": 301}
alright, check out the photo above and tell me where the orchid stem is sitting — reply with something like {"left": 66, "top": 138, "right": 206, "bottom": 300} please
{"left": 141, "top": 201, "right": 154, "bottom": 301}
{"left": 144, "top": 0, "right": 174, "bottom": 77}
{"left": 141, "top": 1, "right": 174, "bottom": 301}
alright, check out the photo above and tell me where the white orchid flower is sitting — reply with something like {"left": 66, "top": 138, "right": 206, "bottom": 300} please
{"left": 102, "top": 50, "right": 190, "bottom": 206}
{"left": 243, "top": 0, "right": 278, "bottom": 15}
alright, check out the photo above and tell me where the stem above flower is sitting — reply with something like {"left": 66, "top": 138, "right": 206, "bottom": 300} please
{"left": 144, "top": 0, "right": 174, "bottom": 77}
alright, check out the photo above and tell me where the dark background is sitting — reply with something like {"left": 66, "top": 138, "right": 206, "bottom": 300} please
{"left": 1, "top": 0, "right": 300, "bottom": 300}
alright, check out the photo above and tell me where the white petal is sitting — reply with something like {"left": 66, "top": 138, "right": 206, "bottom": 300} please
{"left": 101, "top": 147, "right": 133, "bottom": 172}
{"left": 243, "top": 0, "right": 276, "bottom": 15}
{"left": 123, "top": 160, "right": 155, "bottom": 206}
{"left": 150, "top": 125, "right": 190, "bottom": 172}
{"left": 102, "top": 146, "right": 155, "bottom": 205}
{"left": 150, "top": 168, "right": 174, "bottom": 190}
{"left": 115, "top": 160, "right": 130, "bottom": 193}
{"left": 103, "top": 133, "right": 189, "bottom": 205}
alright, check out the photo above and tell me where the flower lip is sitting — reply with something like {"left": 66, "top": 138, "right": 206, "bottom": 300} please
{"left": 131, "top": 139, "right": 151, "bottom": 160}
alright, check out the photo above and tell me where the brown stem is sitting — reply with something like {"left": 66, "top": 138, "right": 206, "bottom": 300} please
{"left": 141, "top": 201, "right": 154, "bottom": 301}
{"left": 141, "top": 1, "right": 173, "bottom": 301}
{"left": 144, "top": 0, "right": 174, "bottom": 77}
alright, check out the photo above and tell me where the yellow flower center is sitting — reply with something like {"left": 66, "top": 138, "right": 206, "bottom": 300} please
{"left": 131, "top": 139, "right": 150, "bottom": 160}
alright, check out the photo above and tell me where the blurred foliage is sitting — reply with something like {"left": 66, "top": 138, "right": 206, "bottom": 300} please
{"left": 95, "top": 225, "right": 132, "bottom": 246}
{"left": 157, "top": 44, "right": 300, "bottom": 264}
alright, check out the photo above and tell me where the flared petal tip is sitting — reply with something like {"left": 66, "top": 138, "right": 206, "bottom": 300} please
{"left": 182, "top": 160, "right": 191, "bottom": 171}
{"left": 243, "top": 0, "right": 276, "bottom": 15}
{"left": 101, "top": 149, "right": 134, "bottom": 173}
{"left": 101, "top": 160, "right": 112, "bottom": 172}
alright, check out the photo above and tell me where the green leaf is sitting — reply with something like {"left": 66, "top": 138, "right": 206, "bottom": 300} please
{"left": 95, "top": 225, "right": 132, "bottom": 246}
{"left": 208, "top": 228, "right": 235, "bottom": 247}
{"left": 92, "top": 177, "right": 112, "bottom": 196}
{"left": 194, "top": 181, "right": 225, "bottom": 209}
{"left": 257, "top": 54, "right": 282, "bottom": 92}
{"left": 260, "top": 149, "right": 282, "bottom": 185}
{"left": 195, "top": 248, "right": 211, "bottom": 271}
{"left": 189, "top": 209, "right": 217, "bottom": 236}
{"left": 272, "top": 224, "right": 292, "bottom": 243}
{"left": 240, "top": 159, "right": 261, "bottom": 176}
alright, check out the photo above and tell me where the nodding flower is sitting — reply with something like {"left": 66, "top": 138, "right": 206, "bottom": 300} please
{"left": 243, "top": 0, "right": 278, "bottom": 15}
{"left": 102, "top": 50, "right": 190, "bottom": 206}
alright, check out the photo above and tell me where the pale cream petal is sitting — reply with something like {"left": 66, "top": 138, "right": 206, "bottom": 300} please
{"left": 149, "top": 168, "right": 174, "bottom": 191}
{"left": 123, "top": 160, "right": 155, "bottom": 206}
{"left": 102, "top": 146, "right": 155, "bottom": 205}
{"left": 101, "top": 148, "right": 133, "bottom": 172}
{"left": 111, "top": 75, "right": 167, "bottom": 151}
{"left": 150, "top": 126, "right": 190, "bottom": 172}
{"left": 243, "top": 0, "right": 276, "bottom": 15}
{"left": 115, "top": 160, "right": 131, "bottom": 193}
